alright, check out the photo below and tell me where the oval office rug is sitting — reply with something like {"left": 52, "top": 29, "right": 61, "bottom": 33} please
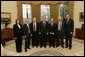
{"left": 29, "top": 50, "right": 64, "bottom": 56}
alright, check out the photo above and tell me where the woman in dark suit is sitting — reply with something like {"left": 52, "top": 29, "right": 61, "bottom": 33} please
{"left": 13, "top": 19, "right": 23, "bottom": 53}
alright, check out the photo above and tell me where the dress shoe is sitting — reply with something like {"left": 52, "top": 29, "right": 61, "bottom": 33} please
{"left": 53, "top": 46, "right": 55, "bottom": 48}
{"left": 17, "top": 52, "right": 20, "bottom": 53}
{"left": 32, "top": 46, "right": 34, "bottom": 48}
{"left": 61, "top": 46, "right": 64, "bottom": 48}
{"left": 56, "top": 45, "right": 59, "bottom": 47}
{"left": 36, "top": 46, "right": 38, "bottom": 48}
{"left": 25, "top": 50, "right": 27, "bottom": 52}
{"left": 28, "top": 48, "right": 31, "bottom": 49}
{"left": 69, "top": 47, "right": 71, "bottom": 49}
{"left": 65, "top": 46, "right": 68, "bottom": 48}
{"left": 40, "top": 46, "right": 42, "bottom": 48}
{"left": 44, "top": 46, "right": 46, "bottom": 48}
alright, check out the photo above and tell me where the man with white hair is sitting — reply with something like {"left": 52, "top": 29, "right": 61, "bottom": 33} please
{"left": 23, "top": 19, "right": 31, "bottom": 52}
{"left": 56, "top": 16, "right": 65, "bottom": 48}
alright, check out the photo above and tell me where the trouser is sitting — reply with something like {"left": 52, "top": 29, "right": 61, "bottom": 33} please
{"left": 55, "top": 34, "right": 60, "bottom": 47}
{"left": 65, "top": 33, "right": 72, "bottom": 48}
{"left": 40, "top": 34, "right": 47, "bottom": 47}
{"left": 35, "top": 34, "right": 39, "bottom": 47}
{"left": 25, "top": 34, "right": 30, "bottom": 51}
{"left": 32, "top": 32, "right": 39, "bottom": 47}
{"left": 15, "top": 36, "right": 22, "bottom": 53}
{"left": 57, "top": 31, "right": 64, "bottom": 47}
{"left": 49, "top": 34, "right": 55, "bottom": 47}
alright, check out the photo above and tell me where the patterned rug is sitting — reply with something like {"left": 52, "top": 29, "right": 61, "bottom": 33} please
{"left": 29, "top": 50, "right": 64, "bottom": 56}
{"left": 1, "top": 38, "right": 84, "bottom": 56}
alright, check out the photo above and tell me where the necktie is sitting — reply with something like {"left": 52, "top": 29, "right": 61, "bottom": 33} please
{"left": 34, "top": 23, "right": 36, "bottom": 31}
{"left": 43, "top": 22, "right": 45, "bottom": 28}
{"left": 60, "top": 22, "right": 61, "bottom": 31}
{"left": 27, "top": 24, "right": 30, "bottom": 33}
{"left": 58, "top": 21, "right": 62, "bottom": 31}
{"left": 51, "top": 23, "right": 53, "bottom": 26}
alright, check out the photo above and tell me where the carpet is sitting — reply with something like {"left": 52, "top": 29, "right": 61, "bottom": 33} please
{"left": 29, "top": 50, "right": 64, "bottom": 56}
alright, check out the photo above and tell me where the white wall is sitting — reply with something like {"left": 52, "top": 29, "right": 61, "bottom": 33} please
{"left": 74, "top": 1, "right": 84, "bottom": 28}
{"left": 73, "top": 1, "right": 84, "bottom": 36}
{"left": 1, "top": 1, "right": 17, "bottom": 29}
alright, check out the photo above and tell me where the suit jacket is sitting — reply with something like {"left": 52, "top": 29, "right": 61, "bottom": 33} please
{"left": 39, "top": 21, "right": 49, "bottom": 34}
{"left": 56, "top": 20, "right": 65, "bottom": 32}
{"left": 56, "top": 21, "right": 65, "bottom": 36}
{"left": 49, "top": 23, "right": 56, "bottom": 34}
{"left": 13, "top": 24, "right": 23, "bottom": 38}
{"left": 23, "top": 24, "right": 31, "bottom": 36}
{"left": 65, "top": 19, "right": 74, "bottom": 33}
{"left": 30, "top": 22, "right": 39, "bottom": 34}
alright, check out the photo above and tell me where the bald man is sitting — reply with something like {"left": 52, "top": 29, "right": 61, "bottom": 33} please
{"left": 30, "top": 17, "right": 39, "bottom": 47}
{"left": 56, "top": 16, "right": 65, "bottom": 48}
{"left": 49, "top": 18, "right": 56, "bottom": 48}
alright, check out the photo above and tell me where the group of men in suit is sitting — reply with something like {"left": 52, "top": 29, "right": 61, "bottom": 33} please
{"left": 13, "top": 14, "right": 74, "bottom": 52}
{"left": 22, "top": 14, "right": 74, "bottom": 52}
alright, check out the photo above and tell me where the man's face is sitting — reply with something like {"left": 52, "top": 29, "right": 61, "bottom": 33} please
{"left": 33, "top": 18, "right": 36, "bottom": 22}
{"left": 58, "top": 16, "right": 62, "bottom": 21}
{"left": 51, "top": 18, "right": 54, "bottom": 23}
{"left": 66, "top": 15, "right": 69, "bottom": 19}
{"left": 25, "top": 19, "right": 29, "bottom": 24}
{"left": 43, "top": 16, "right": 46, "bottom": 22}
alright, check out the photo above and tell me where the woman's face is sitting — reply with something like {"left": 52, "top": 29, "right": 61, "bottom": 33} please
{"left": 17, "top": 20, "right": 20, "bottom": 24}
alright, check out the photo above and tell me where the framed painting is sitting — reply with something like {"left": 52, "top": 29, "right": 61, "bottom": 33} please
{"left": 1, "top": 12, "right": 11, "bottom": 24}
{"left": 79, "top": 12, "right": 84, "bottom": 22}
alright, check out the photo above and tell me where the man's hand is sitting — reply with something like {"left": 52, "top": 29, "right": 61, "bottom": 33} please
{"left": 31, "top": 34, "right": 32, "bottom": 36}
{"left": 15, "top": 37, "right": 17, "bottom": 40}
{"left": 24, "top": 35, "right": 26, "bottom": 38}
{"left": 39, "top": 32, "right": 41, "bottom": 35}
{"left": 22, "top": 36, "right": 26, "bottom": 39}
{"left": 50, "top": 32, "right": 54, "bottom": 35}
{"left": 52, "top": 33, "right": 54, "bottom": 35}
{"left": 70, "top": 32, "right": 73, "bottom": 34}
{"left": 47, "top": 33, "right": 48, "bottom": 35}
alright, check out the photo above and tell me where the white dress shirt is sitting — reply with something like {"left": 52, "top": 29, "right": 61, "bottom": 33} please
{"left": 58, "top": 21, "right": 62, "bottom": 31}
{"left": 26, "top": 23, "right": 30, "bottom": 33}
{"left": 17, "top": 24, "right": 21, "bottom": 29}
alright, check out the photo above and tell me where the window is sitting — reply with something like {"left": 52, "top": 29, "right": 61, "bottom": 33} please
{"left": 59, "top": 2, "right": 68, "bottom": 18}
{"left": 41, "top": 5, "right": 50, "bottom": 22}
{"left": 22, "top": 4, "right": 32, "bottom": 24}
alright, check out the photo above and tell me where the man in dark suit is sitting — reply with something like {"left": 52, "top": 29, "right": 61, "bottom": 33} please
{"left": 56, "top": 16, "right": 65, "bottom": 48}
{"left": 65, "top": 14, "right": 74, "bottom": 49}
{"left": 49, "top": 18, "right": 56, "bottom": 48}
{"left": 39, "top": 16, "right": 49, "bottom": 48}
{"left": 23, "top": 19, "right": 31, "bottom": 52}
{"left": 30, "top": 17, "right": 39, "bottom": 47}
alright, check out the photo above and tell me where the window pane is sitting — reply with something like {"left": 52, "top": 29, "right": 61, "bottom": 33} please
{"left": 58, "top": 2, "right": 68, "bottom": 18}
{"left": 22, "top": 4, "right": 32, "bottom": 24}
{"left": 41, "top": 5, "right": 50, "bottom": 22}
